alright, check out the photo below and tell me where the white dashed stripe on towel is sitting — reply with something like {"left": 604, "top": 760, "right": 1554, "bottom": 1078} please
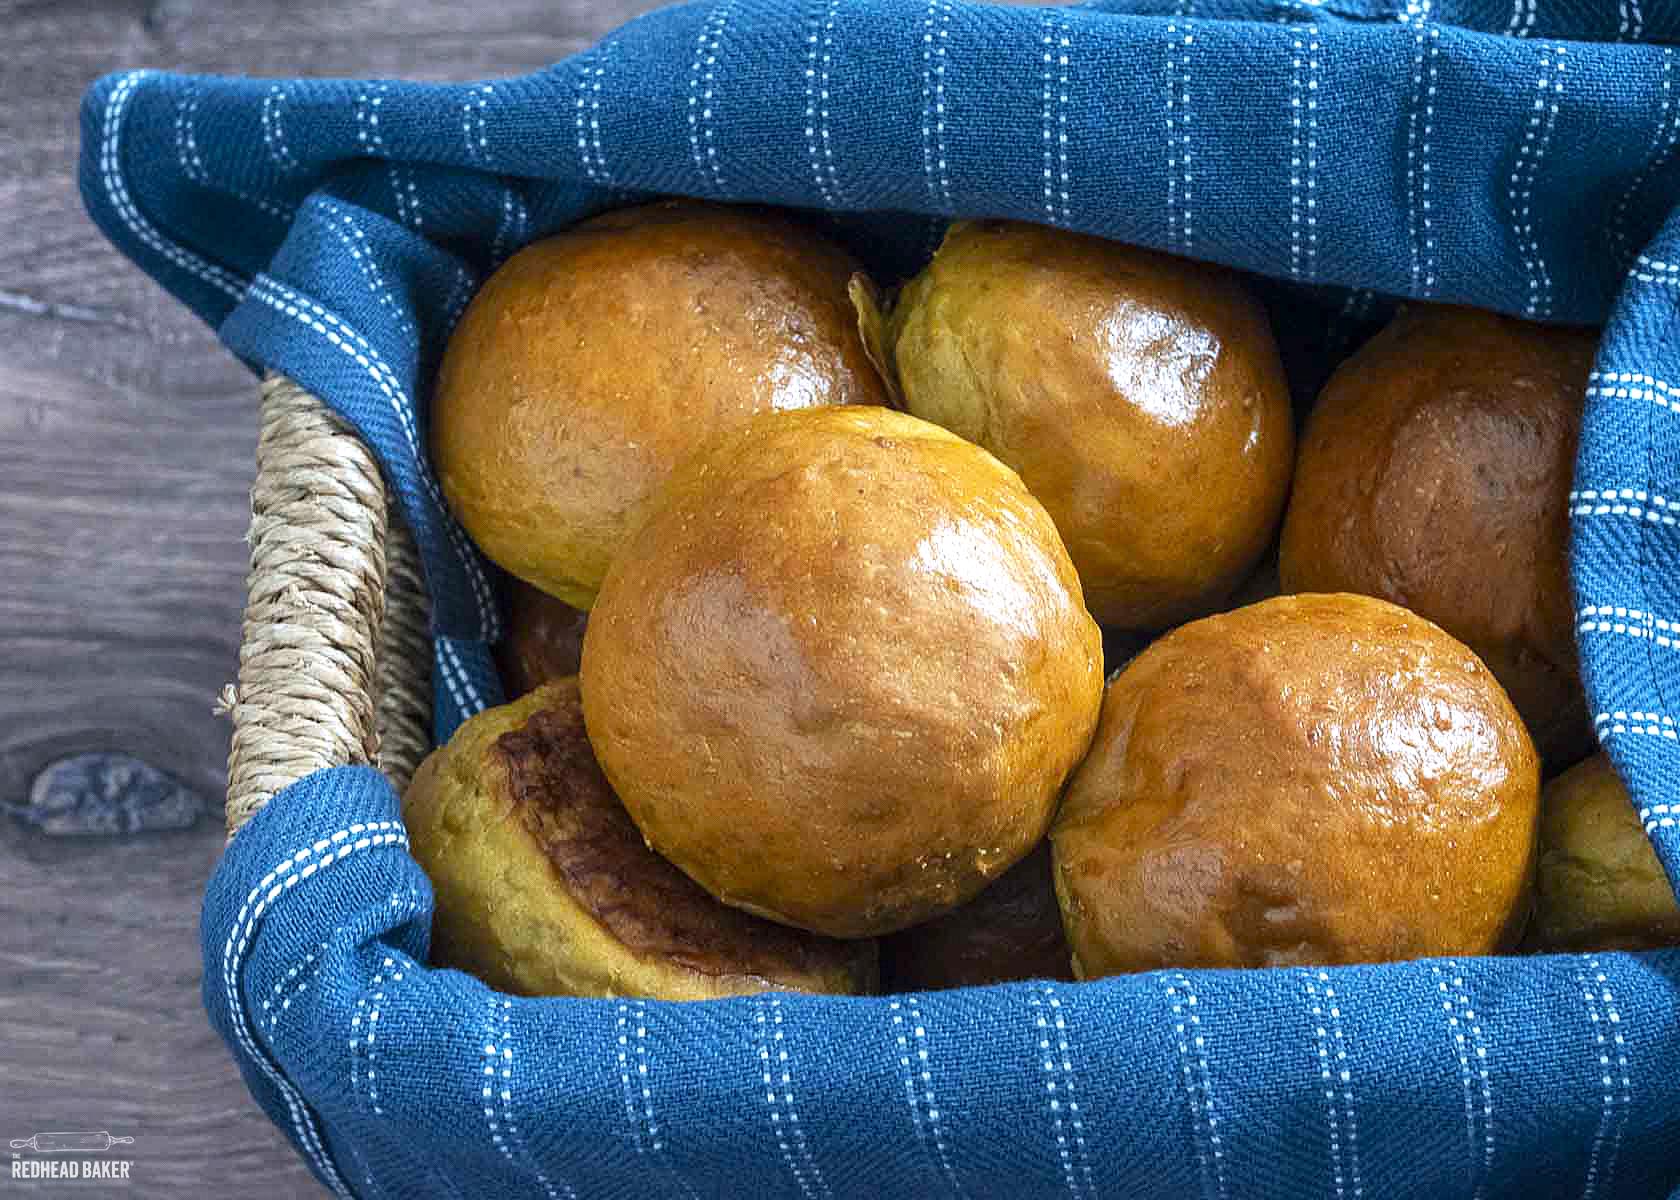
{"left": 1432, "top": 964, "right": 1494, "bottom": 1199}
{"left": 755, "top": 996, "right": 830, "bottom": 1200}
{"left": 1030, "top": 985, "right": 1093, "bottom": 1198}
{"left": 1610, "top": 50, "right": 1674, "bottom": 264}
{"left": 1039, "top": 13, "right": 1071, "bottom": 227}
{"left": 101, "top": 72, "right": 246, "bottom": 300}
{"left": 1510, "top": 45, "right": 1565, "bottom": 318}
{"left": 262, "top": 939, "right": 330, "bottom": 1035}
{"left": 571, "top": 55, "right": 610, "bottom": 184}
{"left": 614, "top": 1001, "right": 646, "bottom": 1155}
{"left": 687, "top": 4, "right": 732, "bottom": 191}
{"left": 356, "top": 83, "right": 423, "bottom": 233}
{"left": 261, "top": 83, "right": 301, "bottom": 174}
{"left": 919, "top": 0, "right": 955, "bottom": 214}
{"left": 484, "top": 997, "right": 518, "bottom": 1170}
{"left": 1586, "top": 370, "right": 1680, "bottom": 415}
{"left": 177, "top": 87, "right": 294, "bottom": 221}
{"left": 819, "top": 0, "right": 843, "bottom": 203}
{"left": 1401, "top": 2, "right": 1439, "bottom": 294}
{"left": 1286, "top": 12, "right": 1321, "bottom": 282}
{"left": 1578, "top": 602, "right": 1680, "bottom": 653}
{"left": 1166, "top": 972, "right": 1226, "bottom": 1200}
{"left": 1577, "top": 957, "right": 1632, "bottom": 1200}
{"left": 891, "top": 997, "right": 964, "bottom": 1196}
{"left": 1593, "top": 713, "right": 1680, "bottom": 818}
{"left": 1620, "top": 0, "right": 1645, "bottom": 39}
{"left": 225, "top": 822, "right": 410, "bottom": 1198}
{"left": 466, "top": 83, "right": 494, "bottom": 166}
{"left": 1636, "top": 252, "right": 1680, "bottom": 286}
{"left": 1305, "top": 971, "right": 1363, "bottom": 1199}
{"left": 490, "top": 185, "right": 530, "bottom": 270}
{"left": 805, "top": 3, "right": 833, "bottom": 205}
{"left": 1569, "top": 486, "right": 1680, "bottom": 526}
{"left": 441, "top": 637, "right": 486, "bottom": 719}
{"left": 485, "top": 996, "right": 573, "bottom": 1199}
{"left": 1165, "top": 3, "right": 1196, "bottom": 256}
{"left": 1056, "top": 19, "right": 1071, "bottom": 228}
{"left": 805, "top": 0, "right": 841, "bottom": 207}
{"left": 320, "top": 201, "right": 417, "bottom": 339}
{"left": 611, "top": 999, "right": 698, "bottom": 1198}
{"left": 586, "top": 53, "right": 612, "bottom": 185}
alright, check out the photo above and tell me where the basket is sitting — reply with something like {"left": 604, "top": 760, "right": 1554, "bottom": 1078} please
{"left": 223, "top": 374, "right": 432, "bottom": 840}
{"left": 78, "top": 0, "right": 1680, "bottom": 1195}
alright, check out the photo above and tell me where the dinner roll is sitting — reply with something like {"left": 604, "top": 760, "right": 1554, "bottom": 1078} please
{"left": 1053, "top": 593, "right": 1541, "bottom": 976}
{"left": 433, "top": 200, "right": 887, "bottom": 608}
{"left": 581, "top": 405, "right": 1104, "bottom": 938}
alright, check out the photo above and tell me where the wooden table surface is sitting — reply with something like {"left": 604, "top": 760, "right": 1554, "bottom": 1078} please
{"left": 0, "top": 2, "right": 653, "bottom": 1193}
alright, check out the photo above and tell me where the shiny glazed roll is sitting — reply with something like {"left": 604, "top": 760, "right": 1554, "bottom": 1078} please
{"left": 403, "top": 679, "right": 878, "bottom": 999}
{"left": 1279, "top": 304, "right": 1596, "bottom": 766}
{"left": 886, "top": 220, "right": 1295, "bottom": 630}
{"left": 1053, "top": 593, "right": 1542, "bottom": 976}
{"left": 581, "top": 405, "right": 1105, "bottom": 938}
{"left": 432, "top": 200, "right": 888, "bottom": 609}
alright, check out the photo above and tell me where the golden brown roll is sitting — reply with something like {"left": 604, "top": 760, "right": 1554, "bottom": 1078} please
{"left": 1278, "top": 304, "right": 1596, "bottom": 766}
{"left": 432, "top": 200, "right": 888, "bottom": 609}
{"left": 880, "top": 842, "right": 1073, "bottom": 991}
{"left": 494, "top": 580, "right": 589, "bottom": 698}
{"left": 1052, "top": 593, "right": 1541, "bottom": 977}
{"left": 403, "top": 679, "right": 877, "bottom": 1000}
{"left": 581, "top": 405, "right": 1105, "bottom": 938}
{"left": 1528, "top": 753, "right": 1680, "bottom": 952}
{"left": 886, "top": 220, "right": 1295, "bottom": 630}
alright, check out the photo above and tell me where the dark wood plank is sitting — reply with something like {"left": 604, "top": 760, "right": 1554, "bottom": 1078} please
{"left": 0, "top": 1, "right": 658, "bottom": 1194}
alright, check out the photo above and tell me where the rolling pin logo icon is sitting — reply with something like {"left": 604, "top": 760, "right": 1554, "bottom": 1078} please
{"left": 9, "top": 1132, "right": 135, "bottom": 1154}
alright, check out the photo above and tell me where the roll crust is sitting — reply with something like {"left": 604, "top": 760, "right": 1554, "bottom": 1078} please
{"left": 581, "top": 405, "right": 1105, "bottom": 938}
{"left": 1280, "top": 304, "right": 1595, "bottom": 766}
{"left": 404, "top": 679, "right": 878, "bottom": 999}
{"left": 888, "top": 220, "right": 1295, "bottom": 630}
{"left": 1053, "top": 593, "right": 1542, "bottom": 976}
{"left": 432, "top": 200, "right": 887, "bottom": 608}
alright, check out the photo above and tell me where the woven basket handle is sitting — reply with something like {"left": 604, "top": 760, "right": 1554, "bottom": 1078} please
{"left": 224, "top": 375, "right": 433, "bottom": 838}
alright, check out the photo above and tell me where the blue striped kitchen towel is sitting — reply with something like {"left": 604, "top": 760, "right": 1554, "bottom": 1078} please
{"left": 81, "top": 0, "right": 1680, "bottom": 1196}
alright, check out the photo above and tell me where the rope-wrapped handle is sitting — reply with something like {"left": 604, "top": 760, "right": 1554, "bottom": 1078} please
{"left": 224, "top": 375, "right": 433, "bottom": 838}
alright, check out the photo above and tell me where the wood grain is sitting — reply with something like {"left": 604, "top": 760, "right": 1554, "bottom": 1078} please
{"left": 0, "top": 1, "right": 657, "bottom": 1194}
